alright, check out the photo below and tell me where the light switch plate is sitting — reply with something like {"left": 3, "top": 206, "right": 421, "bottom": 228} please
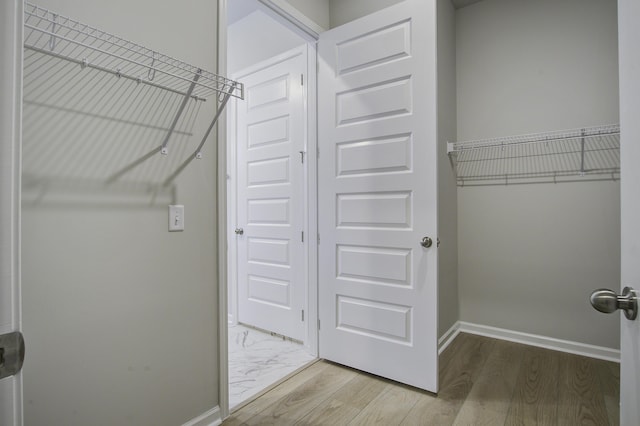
{"left": 169, "top": 205, "right": 184, "bottom": 232}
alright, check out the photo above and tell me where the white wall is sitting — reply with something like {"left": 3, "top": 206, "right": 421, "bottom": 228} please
{"left": 437, "top": 0, "right": 459, "bottom": 339}
{"left": 21, "top": 0, "right": 220, "bottom": 425}
{"left": 228, "top": 10, "right": 307, "bottom": 74}
{"left": 457, "top": 0, "right": 620, "bottom": 349}
{"left": 329, "top": 0, "right": 404, "bottom": 28}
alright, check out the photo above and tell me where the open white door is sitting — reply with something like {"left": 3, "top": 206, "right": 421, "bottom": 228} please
{"left": 234, "top": 46, "right": 307, "bottom": 341}
{"left": 618, "top": 0, "right": 640, "bottom": 423}
{"left": 318, "top": 0, "right": 439, "bottom": 392}
{"left": 0, "top": 0, "right": 23, "bottom": 424}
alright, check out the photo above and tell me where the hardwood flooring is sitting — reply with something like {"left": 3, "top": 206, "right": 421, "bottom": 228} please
{"left": 223, "top": 333, "right": 620, "bottom": 425}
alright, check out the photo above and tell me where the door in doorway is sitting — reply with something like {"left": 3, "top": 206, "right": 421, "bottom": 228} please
{"left": 233, "top": 46, "right": 307, "bottom": 341}
{"left": 318, "top": 0, "right": 439, "bottom": 392}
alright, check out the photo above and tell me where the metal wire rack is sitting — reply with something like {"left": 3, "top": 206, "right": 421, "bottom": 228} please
{"left": 447, "top": 124, "right": 620, "bottom": 186}
{"left": 24, "top": 2, "right": 243, "bottom": 102}
{"left": 23, "top": 2, "right": 244, "bottom": 185}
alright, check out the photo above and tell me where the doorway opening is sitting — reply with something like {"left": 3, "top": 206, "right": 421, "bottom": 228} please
{"left": 225, "top": 1, "right": 318, "bottom": 409}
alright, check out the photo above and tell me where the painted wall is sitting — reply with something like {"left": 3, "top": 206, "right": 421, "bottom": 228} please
{"left": 287, "top": 0, "right": 330, "bottom": 30}
{"left": 456, "top": 0, "right": 620, "bottom": 349}
{"left": 437, "top": 0, "right": 459, "bottom": 339}
{"left": 329, "top": 0, "right": 404, "bottom": 28}
{"left": 21, "top": 0, "right": 220, "bottom": 424}
{"left": 228, "top": 10, "right": 307, "bottom": 74}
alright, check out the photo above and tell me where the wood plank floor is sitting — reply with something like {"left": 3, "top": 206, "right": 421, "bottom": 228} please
{"left": 222, "top": 333, "right": 619, "bottom": 426}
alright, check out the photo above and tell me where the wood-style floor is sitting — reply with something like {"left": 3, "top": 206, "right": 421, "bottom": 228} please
{"left": 222, "top": 333, "right": 620, "bottom": 425}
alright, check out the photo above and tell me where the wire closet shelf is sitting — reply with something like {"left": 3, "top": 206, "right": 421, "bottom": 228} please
{"left": 447, "top": 124, "right": 620, "bottom": 187}
{"left": 24, "top": 2, "right": 244, "bottom": 102}
{"left": 23, "top": 2, "right": 244, "bottom": 186}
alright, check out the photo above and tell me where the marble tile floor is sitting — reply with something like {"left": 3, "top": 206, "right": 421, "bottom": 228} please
{"left": 228, "top": 323, "right": 316, "bottom": 409}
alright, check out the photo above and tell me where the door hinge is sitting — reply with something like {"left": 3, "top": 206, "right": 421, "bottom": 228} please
{"left": 301, "top": 74, "right": 304, "bottom": 86}
{"left": 299, "top": 150, "right": 305, "bottom": 164}
{"left": 301, "top": 309, "right": 305, "bottom": 321}
{"left": 318, "top": 319, "right": 321, "bottom": 330}
{"left": 301, "top": 231, "right": 304, "bottom": 242}
{"left": 317, "top": 233, "right": 320, "bottom": 244}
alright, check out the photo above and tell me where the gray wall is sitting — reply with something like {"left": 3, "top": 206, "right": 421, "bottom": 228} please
{"left": 456, "top": 0, "right": 620, "bottom": 349}
{"left": 21, "top": 0, "right": 220, "bottom": 424}
{"left": 287, "top": 0, "right": 330, "bottom": 29}
{"left": 437, "top": 0, "right": 459, "bottom": 339}
{"left": 328, "top": 0, "right": 404, "bottom": 28}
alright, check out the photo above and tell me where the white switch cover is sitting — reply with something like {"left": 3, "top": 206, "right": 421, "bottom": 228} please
{"left": 169, "top": 205, "right": 184, "bottom": 232}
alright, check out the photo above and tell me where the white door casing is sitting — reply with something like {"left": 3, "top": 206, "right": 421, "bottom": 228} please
{"left": 0, "top": 0, "right": 23, "bottom": 424}
{"left": 618, "top": 0, "right": 640, "bottom": 423}
{"left": 318, "top": 0, "right": 439, "bottom": 392}
{"left": 234, "top": 46, "right": 307, "bottom": 341}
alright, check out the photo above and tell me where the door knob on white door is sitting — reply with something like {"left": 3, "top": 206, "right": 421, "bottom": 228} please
{"left": 235, "top": 228, "right": 244, "bottom": 235}
{"left": 590, "top": 286, "right": 638, "bottom": 320}
{"left": 420, "top": 237, "right": 433, "bottom": 248}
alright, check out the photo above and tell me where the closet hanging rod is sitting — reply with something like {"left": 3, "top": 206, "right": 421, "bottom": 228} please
{"left": 448, "top": 124, "right": 620, "bottom": 153}
{"left": 24, "top": 2, "right": 244, "bottom": 101}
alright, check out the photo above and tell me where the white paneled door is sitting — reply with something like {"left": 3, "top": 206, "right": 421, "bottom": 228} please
{"left": 234, "top": 46, "right": 306, "bottom": 341}
{"left": 618, "top": 0, "right": 640, "bottom": 423}
{"left": 318, "top": 0, "right": 439, "bottom": 392}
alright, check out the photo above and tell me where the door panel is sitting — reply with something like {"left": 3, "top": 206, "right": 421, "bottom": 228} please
{"left": 618, "top": 0, "right": 640, "bottom": 423}
{"left": 318, "top": 0, "right": 439, "bottom": 392}
{"left": 235, "top": 46, "right": 306, "bottom": 341}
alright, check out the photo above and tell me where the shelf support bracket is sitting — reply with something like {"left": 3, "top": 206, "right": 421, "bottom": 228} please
{"left": 580, "top": 128, "right": 586, "bottom": 175}
{"left": 194, "top": 82, "right": 237, "bottom": 160}
{"left": 160, "top": 69, "right": 202, "bottom": 155}
{"left": 162, "top": 83, "right": 237, "bottom": 186}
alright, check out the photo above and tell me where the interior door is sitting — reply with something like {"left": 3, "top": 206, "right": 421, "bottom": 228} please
{"left": 618, "top": 0, "right": 640, "bottom": 423}
{"left": 0, "top": 0, "right": 23, "bottom": 424}
{"left": 318, "top": 0, "right": 439, "bottom": 392}
{"left": 235, "top": 46, "right": 306, "bottom": 341}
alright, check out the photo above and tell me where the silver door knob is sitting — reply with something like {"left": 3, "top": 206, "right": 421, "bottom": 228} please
{"left": 234, "top": 228, "right": 244, "bottom": 235}
{"left": 590, "top": 286, "right": 637, "bottom": 320}
{"left": 420, "top": 237, "right": 433, "bottom": 248}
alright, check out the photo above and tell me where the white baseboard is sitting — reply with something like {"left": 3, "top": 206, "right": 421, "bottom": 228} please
{"left": 456, "top": 321, "right": 620, "bottom": 363}
{"left": 438, "top": 321, "right": 461, "bottom": 354}
{"left": 182, "top": 406, "right": 222, "bottom": 426}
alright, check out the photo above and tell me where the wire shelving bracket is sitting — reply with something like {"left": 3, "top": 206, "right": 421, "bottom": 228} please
{"left": 447, "top": 124, "right": 620, "bottom": 187}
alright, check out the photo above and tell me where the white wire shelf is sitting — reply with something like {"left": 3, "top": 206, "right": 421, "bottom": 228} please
{"left": 24, "top": 2, "right": 244, "bottom": 102}
{"left": 23, "top": 2, "right": 244, "bottom": 186}
{"left": 447, "top": 124, "right": 620, "bottom": 186}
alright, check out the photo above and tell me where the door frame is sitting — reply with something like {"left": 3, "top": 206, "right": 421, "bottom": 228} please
{"left": 217, "top": 0, "right": 319, "bottom": 418}
{"left": 0, "top": 0, "right": 23, "bottom": 424}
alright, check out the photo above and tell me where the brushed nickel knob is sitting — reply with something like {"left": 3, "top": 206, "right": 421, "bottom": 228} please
{"left": 420, "top": 237, "right": 433, "bottom": 248}
{"left": 590, "top": 286, "right": 637, "bottom": 320}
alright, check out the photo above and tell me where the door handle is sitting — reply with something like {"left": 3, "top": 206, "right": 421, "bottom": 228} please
{"left": 0, "top": 331, "right": 25, "bottom": 380}
{"left": 420, "top": 237, "right": 433, "bottom": 248}
{"left": 234, "top": 228, "right": 244, "bottom": 235}
{"left": 590, "top": 286, "right": 638, "bottom": 320}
